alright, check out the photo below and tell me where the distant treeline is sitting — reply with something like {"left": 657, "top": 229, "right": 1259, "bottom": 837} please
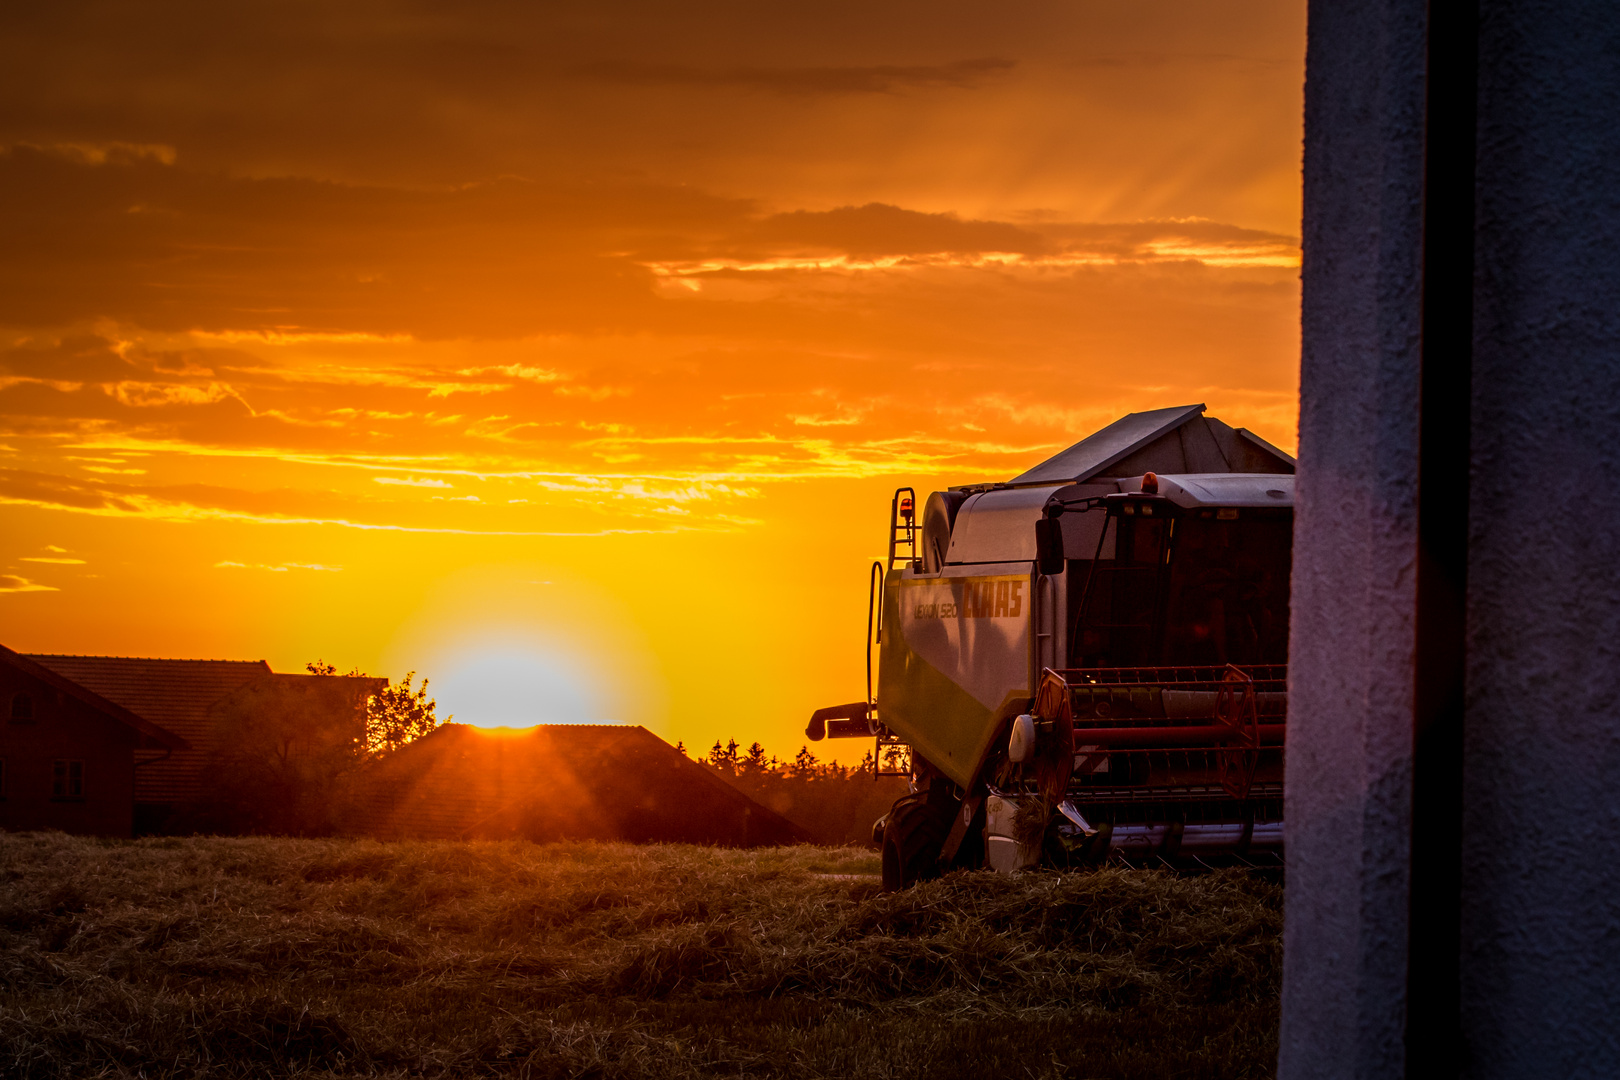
{"left": 682, "top": 739, "right": 910, "bottom": 846}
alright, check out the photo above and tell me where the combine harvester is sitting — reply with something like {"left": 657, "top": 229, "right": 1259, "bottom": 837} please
{"left": 807, "top": 405, "right": 1296, "bottom": 889}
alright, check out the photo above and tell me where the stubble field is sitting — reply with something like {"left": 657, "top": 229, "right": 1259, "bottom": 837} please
{"left": 0, "top": 834, "right": 1281, "bottom": 1079}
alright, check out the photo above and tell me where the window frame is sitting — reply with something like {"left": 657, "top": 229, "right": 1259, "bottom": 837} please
{"left": 51, "top": 759, "right": 85, "bottom": 801}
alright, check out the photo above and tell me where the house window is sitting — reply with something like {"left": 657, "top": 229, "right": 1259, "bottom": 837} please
{"left": 9, "top": 694, "right": 32, "bottom": 722}
{"left": 52, "top": 759, "right": 84, "bottom": 799}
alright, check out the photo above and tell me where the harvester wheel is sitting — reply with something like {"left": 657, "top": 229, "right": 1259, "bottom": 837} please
{"left": 880, "top": 789, "right": 953, "bottom": 891}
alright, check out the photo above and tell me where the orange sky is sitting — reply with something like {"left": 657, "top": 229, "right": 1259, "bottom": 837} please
{"left": 0, "top": 1, "right": 1305, "bottom": 759}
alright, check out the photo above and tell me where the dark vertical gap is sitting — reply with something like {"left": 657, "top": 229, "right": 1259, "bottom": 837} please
{"left": 1408, "top": 0, "right": 1477, "bottom": 1075}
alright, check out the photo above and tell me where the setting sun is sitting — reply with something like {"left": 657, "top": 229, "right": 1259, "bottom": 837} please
{"left": 432, "top": 645, "right": 605, "bottom": 728}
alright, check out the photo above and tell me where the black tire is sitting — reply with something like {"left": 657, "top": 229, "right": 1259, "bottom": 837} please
{"left": 880, "top": 788, "right": 954, "bottom": 891}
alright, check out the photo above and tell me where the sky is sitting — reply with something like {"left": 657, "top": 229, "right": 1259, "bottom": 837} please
{"left": 0, "top": 1, "right": 1305, "bottom": 758}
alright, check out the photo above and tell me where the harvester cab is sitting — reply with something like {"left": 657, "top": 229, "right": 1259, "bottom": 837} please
{"left": 806, "top": 404, "right": 1297, "bottom": 889}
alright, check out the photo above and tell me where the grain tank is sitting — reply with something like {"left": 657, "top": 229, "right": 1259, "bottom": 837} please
{"left": 806, "top": 404, "right": 1296, "bottom": 889}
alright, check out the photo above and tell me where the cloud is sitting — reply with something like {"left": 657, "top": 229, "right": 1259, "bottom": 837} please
{"left": 104, "top": 381, "right": 239, "bottom": 408}
{"left": 9, "top": 141, "right": 177, "bottom": 166}
{"left": 0, "top": 574, "right": 56, "bottom": 592}
{"left": 461, "top": 364, "right": 561, "bottom": 383}
{"left": 577, "top": 57, "right": 1015, "bottom": 95}
{"left": 0, "top": 151, "right": 1295, "bottom": 343}
{"left": 374, "top": 476, "right": 452, "bottom": 488}
{"left": 20, "top": 556, "right": 85, "bottom": 564}
{"left": 747, "top": 203, "right": 1045, "bottom": 257}
{"left": 215, "top": 561, "right": 341, "bottom": 572}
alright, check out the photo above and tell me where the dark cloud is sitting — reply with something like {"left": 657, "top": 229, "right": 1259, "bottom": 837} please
{"left": 0, "top": 147, "right": 688, "bottom": 336}
{"left": 0, "top": 467, "right": 140, "bottom": 513}
{"left": 0, "top": 149, "right": 1292, "bottom": 341}
{"left": 747, "top": 204, "right": 1044, "bottom": 256}
{"left": 0, "top": 1, "right": 1303, "bottom": 232}
{"left": 577, "top": 58, "right": 1015, "bottom": 95}
{"left": 0, "top": 464, "right": 366, "bottom": 521}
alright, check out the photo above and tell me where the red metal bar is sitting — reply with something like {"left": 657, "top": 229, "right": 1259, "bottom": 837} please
{"left": 1070, "top": 723, "right": 1286, "bottom": 747}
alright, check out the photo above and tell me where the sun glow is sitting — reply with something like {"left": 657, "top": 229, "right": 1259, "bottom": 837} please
{"left": 431, "top": 645, "right": 607, "bottom": 728}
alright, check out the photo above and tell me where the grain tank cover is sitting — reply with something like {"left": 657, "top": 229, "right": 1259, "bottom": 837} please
{"left": 1008, "top": 404, "right": 1206, "bottom": 487}
{"left": 1003, "top": 403, "right": 1295, "bottom": 489}
{"left": 1117, "top": 473, "right": 1295, "bottom": 508}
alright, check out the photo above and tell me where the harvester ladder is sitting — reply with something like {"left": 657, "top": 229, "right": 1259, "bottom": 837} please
{"left": 887, "top": 487, "right": 917, "bottom": 570}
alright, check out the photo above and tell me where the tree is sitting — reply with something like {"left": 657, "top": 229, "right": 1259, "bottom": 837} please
{"left": 791, "top": 745, "right": 820, "bottom": 779}
{"left": 708, "top": 739, "right": 739, "bottom": 775}
{"left": 742, "top": 741, "right": 769, "bottom": 774}
{"left": 207, "top": 674, "right": 373, "bottom": 835}
{"left": 306, "top": 661, "right": 448, "bottom": 756}
{"left": 365, "top": 671, "right": 447, "bottom": 755}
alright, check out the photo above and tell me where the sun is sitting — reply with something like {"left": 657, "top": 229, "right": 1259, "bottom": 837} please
{"left": 429, "top": 645, "right": 606, "bottom": 728}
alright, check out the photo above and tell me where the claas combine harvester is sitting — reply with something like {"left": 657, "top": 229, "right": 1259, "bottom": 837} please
{"left": 807, "top": 405, "right": 1296, "bottom": 890}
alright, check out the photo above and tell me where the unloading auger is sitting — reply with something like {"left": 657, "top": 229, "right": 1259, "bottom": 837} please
{"left": 806, "top": 404, "right": 1297, "bottom": 890}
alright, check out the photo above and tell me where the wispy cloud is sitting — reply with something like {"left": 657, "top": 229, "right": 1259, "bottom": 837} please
{"left": 0, "top": 573, "right": 56, "bottom": 593}
{"left": 577, "top": 57, "right": 1015, "bottom": 95}
{"left": 103, "top": 381, "right": 240, "bottom": 408}
{"left": 374, "top": 476, "right": 453, "bottom": 488}
{"left": 11, "top": 140, "right": 176, "bottom": 166}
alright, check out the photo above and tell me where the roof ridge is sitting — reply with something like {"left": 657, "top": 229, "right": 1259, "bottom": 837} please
{"left": 22, "top": 654, "right": 271, "bottom": 665}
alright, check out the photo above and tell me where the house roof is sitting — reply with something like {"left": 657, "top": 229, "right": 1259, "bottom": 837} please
{"left": 349, "top": 723, "right": 812, "bottom": 847}
{"left": 0, "top": 644, "right": 190, "bottom": 749}
{"left": 23, "top": 654, "right": 271, "bottom": 743}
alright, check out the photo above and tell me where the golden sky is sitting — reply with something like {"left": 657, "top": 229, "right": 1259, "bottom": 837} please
{"left": 0, "top": 1, "right": 1305, "bottom": 757}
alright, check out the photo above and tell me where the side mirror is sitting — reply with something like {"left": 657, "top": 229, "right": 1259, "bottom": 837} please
{"left": 1035, "top": 517, "right": 1065, "bottom": 576}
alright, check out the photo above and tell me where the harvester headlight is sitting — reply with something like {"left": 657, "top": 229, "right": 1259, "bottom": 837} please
{"left": 1009, "top": 713, "right": 1036, "bottom": 763}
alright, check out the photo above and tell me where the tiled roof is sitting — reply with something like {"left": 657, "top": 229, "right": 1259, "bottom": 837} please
{"left": 24, "top": 654, "right": 273, "bottom": 804}
{"left": 25, "top": 655, "right": 271, "bottom": 730}
{"left": 0, "top": 644, "right": 188, "bottom": 749}
{"left": 347, "top": 723, "right": 811, "bottom": 847}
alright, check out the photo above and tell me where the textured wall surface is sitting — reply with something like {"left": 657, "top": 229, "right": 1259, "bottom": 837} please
{"left": 1463, "top": 1, "right": 1620, "bottom": 1074}
{"left": 1280, "top": 3, "right": 1425, "bottom": 1077}
{"left": 1287, "top": 0, "right": 1620, "bottom": 1076}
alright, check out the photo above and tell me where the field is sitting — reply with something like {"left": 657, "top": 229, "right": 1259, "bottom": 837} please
{"left": 0, "top": 834, "right": 1281, "bottom": 1079}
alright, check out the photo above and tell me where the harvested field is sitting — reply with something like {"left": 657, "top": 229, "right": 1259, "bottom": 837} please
{"left": 0, "top": 833, "right": 1281, "bottom": 1078}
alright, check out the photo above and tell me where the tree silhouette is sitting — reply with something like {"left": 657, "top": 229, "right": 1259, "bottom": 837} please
{"left": 708, "top": 739, "right": 740, "bottom": 775}
{"left": 365, "top": 671, "right": 447, "bottom": 755}
{"left": 306, "top": 661, "right": 448, "bottom": 756}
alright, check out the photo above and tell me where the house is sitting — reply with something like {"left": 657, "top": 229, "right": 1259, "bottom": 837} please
{"left": 347, "top": 723, "right": 811, "bottom": 847}
{"left": 21, "top": 653, "right": 382, "bottom": 833}
{"left": 0, "top": 644, "right": 188, "bottom": 837}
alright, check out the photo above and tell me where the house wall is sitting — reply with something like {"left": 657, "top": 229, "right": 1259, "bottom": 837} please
{"left": 0, "top": 667, "right": 139, "bottom": 837}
